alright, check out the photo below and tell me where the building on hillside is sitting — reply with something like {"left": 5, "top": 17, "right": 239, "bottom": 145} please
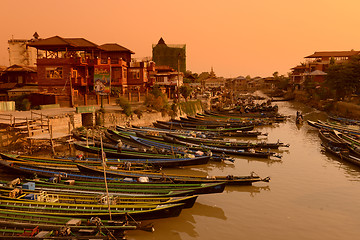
{"left": 290, "top": 50, "right": 359, "bottom": 88}
{"left": 8, "top": 32, "right": 42, "bottom": 66}
{"left": 152, "top": 38, "right": 186, "bottom": 73}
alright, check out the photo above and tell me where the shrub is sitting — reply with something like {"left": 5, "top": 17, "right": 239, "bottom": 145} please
{"left": 116, "top": 96, "right": 132, "bottom": 117}
{"left": 144, "top": 85, "right": 169, "bottom": 112}
{"left": 133, "top": 109, "right": 143, "bottom": 119}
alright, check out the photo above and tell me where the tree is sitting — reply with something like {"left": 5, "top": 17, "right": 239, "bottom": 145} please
{"left": 179, "top": 85, "right": 193, "bottom": 101}
{"left": 325, "top": 55, "right": 360, "bottom": 100}
{"left": 116, "top": 96, "right": 132, "bottom": 117}
{"left": 144, "top": 85, "right": 169, "bottom": 112}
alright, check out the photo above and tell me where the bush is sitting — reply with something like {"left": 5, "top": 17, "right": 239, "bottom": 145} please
{"left": 144, "top": 85, "right": 169, "bottom": 112}
{"left": 133, "top": 109, "right": 143, "bottom": 119}
{"left": 116, "top": 96, "right": 132, "bottom": 117}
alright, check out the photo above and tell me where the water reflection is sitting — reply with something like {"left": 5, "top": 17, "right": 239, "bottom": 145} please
{"left": 224, "top": 185, "right": 271, "bottom": 197}
{"left": 321, "top": 148, "right": 360, "bottom": 180}
{"left": 190, "top": 201, "right": 226, "bottom": 220}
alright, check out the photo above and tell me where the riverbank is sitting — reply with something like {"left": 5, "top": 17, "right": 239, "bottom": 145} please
{"left": 0, "top": 100, "right": 204, "bottom": 154}
{"left": 268, "top": 89, "right": 360, "bottom": 120}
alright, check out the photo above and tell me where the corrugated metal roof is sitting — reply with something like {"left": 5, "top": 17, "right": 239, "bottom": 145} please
{"left": 99, "top": 43, "right": 135, "bottom": 53}
{"left": 305, "top": 51, "right": 360, "bottom": 58}
{"left": 0, "top": 83, "right": 17, "bottom": 89}
{"left": 28, "top": 36, "right": 99, "bottom": 50}
{"left": 65, "top": 38, "right": 98, "bottom": 48}
{"left": 4, "top": 65, "right": 37, "bottom": 73}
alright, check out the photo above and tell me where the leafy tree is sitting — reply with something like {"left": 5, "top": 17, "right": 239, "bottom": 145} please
{"left": 179, "top": 85, "right": 193, "bottom": 101}
{"left": 325, "top": 55, "right": 360, "bottom": 100}
{"left": 116, "top": 96, "right": 132, "bottom": 117}
{"left": 144, "top": 85, "right": 169, "bottom": 112}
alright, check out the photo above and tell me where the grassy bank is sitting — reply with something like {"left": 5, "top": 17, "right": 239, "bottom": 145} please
{"left": 293, "top": 90, "right": 360, "bottom": 120}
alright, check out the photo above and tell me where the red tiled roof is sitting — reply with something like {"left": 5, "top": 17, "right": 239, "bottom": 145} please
{"left": 305, "top": 51, "right": 360, "bottom": 58}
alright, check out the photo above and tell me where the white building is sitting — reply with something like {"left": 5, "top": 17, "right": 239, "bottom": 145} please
{"left": 8, "top": 32, "right": 41, "bottom": 66}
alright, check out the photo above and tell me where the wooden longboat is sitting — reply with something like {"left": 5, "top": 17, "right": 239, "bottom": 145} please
{"left": 77, "top": 164, "right": 270, "bottom": 186}
{"left": 307, "top": 120, "right": 360, "bottom": 136}
{"left": 0, "top": 222, "right": 135, "bottom": 239}
{"left": 328, "top": 116, "right": 360, "bottom": 126}
{"left": 0, "top": 209, "right": 141, "bottom": 231}
{"left": 128, "top": 135, "right": 233, "bottom": 162}
{"left": 73, "top": 142, "right": 175, "bottom": 159}
{"left": 163, "top": 135, "right": 281, "bottom": 159}
{"left": 21, "top": 180, "right": 224, "bottom": 196}
{"left": 333, "top": 130, "right": 360, "bottom": 147}
{"left": 0, "top": 160, "right": 197, "bottom": 197}
{"left": 0, "top": 199, "right": 185, "bottom": 221}
{"left": 203, "top": 110, "right": 282, "bottom": 119}
{"left": 0, "top": 187, "right": 198, "bottom": 208}
{"left": 0, "top": 152, "right": 210, "bottom": 168}
{"left": 318, "top": 130, "right": 349, "bottom": 148}
{"left": 170, "top": 118, "right": 254, "bottom": 129}
{"left": 127, "top": 125, "right": 229, "bottom": 139}
{"left": 10, "top": 176, "right": 225, "bottom": 195}
{"left": 74, "top": 142, "right": 212, "bottom": 165}
{"left": 322, "top": 143, "right": 360, "bottom": 167}
{"left": 165, "top": 133, "right": 288, "bottom": 149}
{"left": 0, "top": 157, "right": 80, "bottom": 172}
{"left": 154, "top": 120, "right": 254, "bottom": 132}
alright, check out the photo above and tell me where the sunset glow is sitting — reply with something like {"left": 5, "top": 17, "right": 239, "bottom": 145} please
{"left": 1, "top": 0, "right": 360, "bottom": 77}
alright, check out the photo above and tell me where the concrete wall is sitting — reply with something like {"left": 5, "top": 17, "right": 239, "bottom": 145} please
{"left": 48, "top": 113, "right": 82, "bottom": 133}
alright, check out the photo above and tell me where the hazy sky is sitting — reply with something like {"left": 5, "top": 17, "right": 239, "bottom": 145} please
{"left": 1, "top": 0, "right": 360, "bottom": 78}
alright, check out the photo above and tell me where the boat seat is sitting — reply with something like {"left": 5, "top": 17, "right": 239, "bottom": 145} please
{"left": 18, "top": 226, "right": 39, "bottom": 236}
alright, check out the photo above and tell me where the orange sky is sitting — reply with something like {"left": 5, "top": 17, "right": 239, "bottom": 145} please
{"left": 1, "top": 0, "right": 360, "bottom": 78}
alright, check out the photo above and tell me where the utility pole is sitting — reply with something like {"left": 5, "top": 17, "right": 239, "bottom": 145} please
{"left": 69, "top": 74, "right": 74, "bottom": 107}
{"left": 177, "top": 54, "right": 180, "bottom": 101}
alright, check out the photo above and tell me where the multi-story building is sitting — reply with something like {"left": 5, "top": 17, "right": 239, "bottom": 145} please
{"left": 290, "top": 51, "right": 360, "bottom": 87}
{"left": 152, "top": 38, "right": 186, "bottom": 74}
{"left": 27, "top": 36, "right": 139, "bottom": 106}
{"left": 149, "top": 65, "right": 183, "bottom": 98}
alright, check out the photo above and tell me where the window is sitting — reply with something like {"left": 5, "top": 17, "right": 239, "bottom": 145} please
{"left": 18, "top": 76, "right": 23, "bottom": 84}
{"left": 46, "top": 67, "right": 63, "bottom": 79}
{"left": 72, "top": 69, "right": 78, "bottom": 78}
{"left": 129, "top": 69, "right": 140, "bottom": 79}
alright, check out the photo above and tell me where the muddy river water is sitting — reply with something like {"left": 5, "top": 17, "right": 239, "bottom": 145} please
{"left": 127, "top": 100, "right": 360, "bottom": 240}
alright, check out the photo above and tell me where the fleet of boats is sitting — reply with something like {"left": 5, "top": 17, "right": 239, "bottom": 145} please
{"left": 0, "top": 105, "right": 291, "bottom": 239}
{"left": 308, "top": 119, "right": 360, "bottom": 167}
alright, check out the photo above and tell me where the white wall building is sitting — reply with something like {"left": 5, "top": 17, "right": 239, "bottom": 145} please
{"left": 8, "top": 33, "right": 41, "bottom": 66}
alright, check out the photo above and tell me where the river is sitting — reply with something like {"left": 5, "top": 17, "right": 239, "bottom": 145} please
{"left": 1, "top": 100, "right": 360, "bottom": 240}
{"left": 126, "top": 100, "right": 360, "bottom": 240}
